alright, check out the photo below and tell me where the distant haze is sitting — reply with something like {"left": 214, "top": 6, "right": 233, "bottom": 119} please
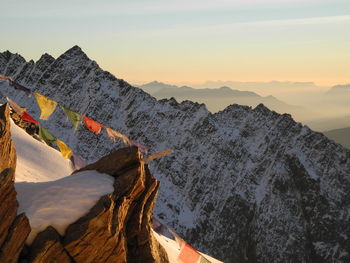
{"left": 139, "top": 81, "right": 350, "bottom": 132}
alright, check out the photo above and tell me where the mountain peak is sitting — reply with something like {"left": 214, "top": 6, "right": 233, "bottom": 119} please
{"left": 37, "top": 53, "right": 55, "bottom": 65}
{"left": 60, "top": 45, "right": 89, "bottom": 60}
{"left": 66, "top": 45, "right": 83, "bottom": 53}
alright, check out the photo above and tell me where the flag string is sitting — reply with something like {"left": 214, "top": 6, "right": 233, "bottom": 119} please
{"left": 0, "top": 74, "right": 173, "bottom": 163}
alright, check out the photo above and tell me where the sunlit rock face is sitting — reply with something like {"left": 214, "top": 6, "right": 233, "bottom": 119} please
{"left": 0, "top": 104, "right": 31, "bottom": 263}
{"left": 1, "top": 47, "right": 350, "bottom": 262}
{"left": 24, "top": 147, "right": 168, "bottom": 263}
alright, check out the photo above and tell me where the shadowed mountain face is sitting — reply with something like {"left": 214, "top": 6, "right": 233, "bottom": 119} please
{"left": 1, "top": 46, "right": 350, "bottom": 263}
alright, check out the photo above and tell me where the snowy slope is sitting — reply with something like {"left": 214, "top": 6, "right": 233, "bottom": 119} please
{"left": 10, "top": 120, "right": 114, "bottom": 244}
{"left": 1, "top": 47, "right": 350, "bottom": 262}
{"left": 10, "top": 119, "right": 223, "bottom": 262}
{"left": 10, "top": 119, "right": 73, "bottom": 182}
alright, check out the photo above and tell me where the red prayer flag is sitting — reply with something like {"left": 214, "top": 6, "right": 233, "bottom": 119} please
{"left": 82, "top": 115, "right": 104, "bottom": 134}
{"left": 178, "top": 242, "right": 201, "bottom": 263}
{"left": 21, "top": 111, "right": 39, "bottom": 124}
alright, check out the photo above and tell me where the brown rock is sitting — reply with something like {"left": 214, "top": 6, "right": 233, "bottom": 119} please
{"left": 27, "top": 226, "right": 71, "bottom": 263}
{"left": 0, "top": 104, "right": 16, "bottom": 175}
{"left": 0, "top": 169, "right": 18, "bottom": 247}
{"left": 0, "top": 104, "right": 31, "bottom": 262}
{"left": 62, "top": 147, "right": 169, "bottom": 263}
{"left": 75, "top": 146, "right": 141, "bottom": 176}
{"left": 0, "top": 213, "right": 31, "bottom": 263}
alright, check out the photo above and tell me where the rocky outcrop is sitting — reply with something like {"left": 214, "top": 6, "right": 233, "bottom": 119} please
{"left": 1, "top": 47, "right": 350, "bottom": 262}
{"left": 0, "top": 103, "right": 168, "bottom": 262}
{"left": 24, "top": 146, "right": 168, "bottom": 263}
{"left": 0, "top": 104, "right": 31, "bottom": 263}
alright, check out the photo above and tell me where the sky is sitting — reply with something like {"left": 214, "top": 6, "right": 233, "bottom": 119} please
{"left": 1, "top": 0, "right": 349, "bottom": 87}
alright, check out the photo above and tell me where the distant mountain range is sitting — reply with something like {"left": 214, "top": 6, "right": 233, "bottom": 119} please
{"left": 140, "top": 81, "right": 259, "bottom": 98}
{"left": 326, "top": 84, "right": 350, "bottom": 95}
{"left": 183, "top": 80, "right": 318, "bottom": 92}
{"left": 139, "top": 81, "right": 350, "bottom": 132}
{"left": 138, "top": 81, "right": 320, "bottom": 124}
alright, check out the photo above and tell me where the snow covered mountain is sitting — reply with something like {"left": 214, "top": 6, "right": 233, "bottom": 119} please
{"left": 1, "top": 46, "right": 350, "bottom": 263}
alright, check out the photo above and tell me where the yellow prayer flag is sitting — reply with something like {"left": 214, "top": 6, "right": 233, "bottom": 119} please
{"left": 56, "top": 139, "right": 72, "bottom": 159}
{"left": 35, "top": 93, "right": 58, "bottom": 120}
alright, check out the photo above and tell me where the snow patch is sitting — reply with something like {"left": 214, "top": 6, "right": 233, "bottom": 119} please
{"left": 15, "top": 170, "right": 114, "bottom": 244}
{"left": 10, "top": 119, "right": 73, "bottom": 182}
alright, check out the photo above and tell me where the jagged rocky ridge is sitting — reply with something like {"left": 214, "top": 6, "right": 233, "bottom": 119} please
{"left": 1, "top": 47, "right": 350, "bottom": 263}
{"left": 0, "top": 103, "right": 168, "bottom": 263}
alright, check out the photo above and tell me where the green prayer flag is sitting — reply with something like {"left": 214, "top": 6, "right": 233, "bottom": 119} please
{"left": 200, "top": 256, "right": 212, "bottom": 263}
{"left": 38, "top": 125, "right": 56, "bottom": 146}
{"left": 61, "top": 105, "right": 82, "bottom": 130}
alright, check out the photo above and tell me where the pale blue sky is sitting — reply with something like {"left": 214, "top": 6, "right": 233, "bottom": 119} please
{"left": 1, "top": 0, "right": 350, "bottom": 86}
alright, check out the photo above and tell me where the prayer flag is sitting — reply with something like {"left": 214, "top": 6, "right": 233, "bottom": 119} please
{"left": 21, "top": 111, "right": 39, "bottom": 124}
{"left": 82, "top": 115, "right": 104, "bottom": 134}
{"left": 38, "top": 125, "right": 56, "bottom": 146}
{"left": 199, "top": 256, "right": 212, "bottom": 263}
{"left": 35, "top": 93, "right": 58, "bottom": 120}
{"left": 178, "top": 242, "right": 201, "bottom": 263}
{"left": 6, "top": 97, "right": 24, "bottom": 115}
{"left": 61, "top": 105, "right": 81, "bottom": 130}
{"left": 106, "top": 127, "right": 130, "bottom": 145}
{"left": 56, "top": 139, "right": 72, "bottom": 159}
{"left": 9, "top": 80, "right": 32, "bottom": 96}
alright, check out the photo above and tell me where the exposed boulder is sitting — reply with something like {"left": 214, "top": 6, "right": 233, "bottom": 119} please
{"left": 0, "top": 104, "right": 30, "bottom": 263}
{"left": 26, "top": 147, "right": 169, "bottom": 263}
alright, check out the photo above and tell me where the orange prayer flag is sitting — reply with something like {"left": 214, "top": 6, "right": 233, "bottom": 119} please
{"left": 82, "top": 115, "right": 104, "bottom": 134}
{"left": 178, "top": 242, "right": 201, "bottom": 263}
